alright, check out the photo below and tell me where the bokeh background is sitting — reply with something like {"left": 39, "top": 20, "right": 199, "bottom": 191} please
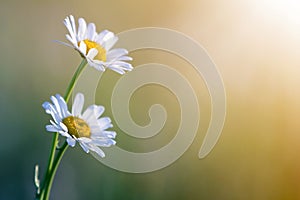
{"left": 1, "top": 0, "right": 300, "bottom": 199}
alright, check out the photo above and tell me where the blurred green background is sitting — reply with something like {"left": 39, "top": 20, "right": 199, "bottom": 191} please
{"left": 1, "top": 0, "right": 300, "bottom": 199}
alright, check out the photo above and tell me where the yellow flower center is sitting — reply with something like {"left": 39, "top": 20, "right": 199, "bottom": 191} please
{"left": 79, "top": 39, "right": 107, "bottom": 62}
{"left": 62, "top": 116, "right": 91, "bottom": 138}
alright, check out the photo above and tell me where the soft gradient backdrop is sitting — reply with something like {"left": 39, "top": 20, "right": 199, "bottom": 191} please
{"left": 1, "top": 0, "right": 300, "bottom": 199}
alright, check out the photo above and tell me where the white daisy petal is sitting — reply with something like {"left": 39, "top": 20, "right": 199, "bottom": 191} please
{"left": 109, "top": 62, "right": 133, "bottom": 70}
{"left": 78, "top": 41, "right": 87, "bottom": 55}
{"left": 67, "top": 137, "right": 76, "bottom": 147}
{"left": 82, "top": 105, "right": 97, "bottom": 122}
{"left": 86, "top": 48, "right": 98, "bottom": 60}
{"left": 52, "top": 112, "right": 62, "bottom": 124}
{"left": 106, "top": 66, "right": 126, "bottom": 74}
{"left": 95, "top": 114, "right": 108, "bottom": 126}
{"left": 89, "top": 145, "right": 105, "bottom": 158}
{"left": 65, "top": 34, "right": 76, "bottom": 45}
{"left": 77, "top": 18, "right": 87, "bottom": 41}
{"left": 79, "top": 141, "right": 90, "bottom": 153}
{"left": 69, "top": 15, "right": 77, "bottom": 39}
{"left": 55, "top": 94, "right": 70, "bottom": 118}
{"left": 101, "top": 31, "right": 115, "bottom": 43}
{"left": 93, "top": 105, "right": 105, "bottom": 119}
{"left": 88, "top": 59, "right": 105, "bottom": 71}
{"left": 92, "top": 138, "right": 116, "bottom": 147}
{"left": 63, "top": 18, "right": 71, "bottom": 32}
{"left": 64, "top": 16, "right": 77, "bottom": 43}
{"left": 42, "top": 102, "right": 61, "bottom": 124}
{"left": 95, "top": 30, "right": 112, "bottom": 44}
{"left": 78, "top": 137, "right": 93, "bottom": 143}
{"left": 58, "top": 130, "right": 70, "bottom": 138}
{"left": 90, "top": 124, "right": 113, "bottom": 134}
{"left": 50, "top": 95, "right": 63, "bottom": 118}
{"left": 42, "top": 102, "right": 53, "bottom": 113}
{"left": 103, "top": 36, "right": 118, "bottom": 51}
{"left": 92, "top": 131, "right": 116, "bottom": 139}
{"left": 106, "top": 48, "right": 128, "bottom": 61}
{"left": 97, "top": 117, "right": 113, "bottom": 130}
{"left": 63, "top": 20, "right": 73, "bottom": 38}
{"left": 59, "top": 122, "right": 68, "bottom": 132}
{"left": 46, "top": 125, "right": 61, "bottom": 132}
{"left": 72, "top": 93, "right": 84, "bottom": 116}
{"left": 102, "top": 131, "right": 117, "bottom": 138}
{"left": 50, "top": 120, "right": 61, "bottom": 130}
{"left": 117, "top": 56, "right": 133, "bottom": 61}
{"left": 87, "top": 23, "right": 96, "bottom": 40}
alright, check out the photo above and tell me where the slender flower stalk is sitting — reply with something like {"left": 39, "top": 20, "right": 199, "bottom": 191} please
{"left": 64, "top": 59, "right": 88, "bottom": 102}
{"left": 40, "top": 142, "right": 68, "bottom": 200}
{"left": 38, "top": 60, "right": 88, "bottom": 199}
{"left": 36, "top": 59, "right": 88, "bottom": 199}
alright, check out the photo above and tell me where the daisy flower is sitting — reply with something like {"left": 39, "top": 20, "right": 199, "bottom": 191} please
{"left": 63, "top": 15, "right": 133, "bottom": 74}
{"left": 42, "top": 93, "right": 116, "bottom": 158}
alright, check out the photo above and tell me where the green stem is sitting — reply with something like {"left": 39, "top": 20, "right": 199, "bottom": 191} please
{"left": 64, "top": 59, "right": 88, "bottom": 102}
{"left": 44, "top": 132, "right": 58, "bottom": 187}
{"left": 43, "top": 142, "right": 68, "bottom": 200}
{"left": 37, "top": 59, "right": 88, "bottom": 200}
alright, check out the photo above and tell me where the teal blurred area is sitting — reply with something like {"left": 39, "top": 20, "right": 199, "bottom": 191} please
{"left": 1, "top": 0, "right": 300, "bottom": 199}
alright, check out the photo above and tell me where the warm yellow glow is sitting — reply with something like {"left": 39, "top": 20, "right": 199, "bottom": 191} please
{"left": 258, "top": 0, "right": 300, "bottom": 26}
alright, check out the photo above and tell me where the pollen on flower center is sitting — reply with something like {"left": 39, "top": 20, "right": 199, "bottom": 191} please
{"left": 80, "top": 39, "right": 107, "bottom": 62}
{"left": 62, "top": 116, "right": 91, "bottom": 138}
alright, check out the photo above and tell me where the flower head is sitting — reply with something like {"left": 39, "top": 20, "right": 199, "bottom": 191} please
{"left": 63, "top": 15, "right": 133, "bottom": 74}
{"left": 42, "top": 93, "right": 116, "bottom": 158}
